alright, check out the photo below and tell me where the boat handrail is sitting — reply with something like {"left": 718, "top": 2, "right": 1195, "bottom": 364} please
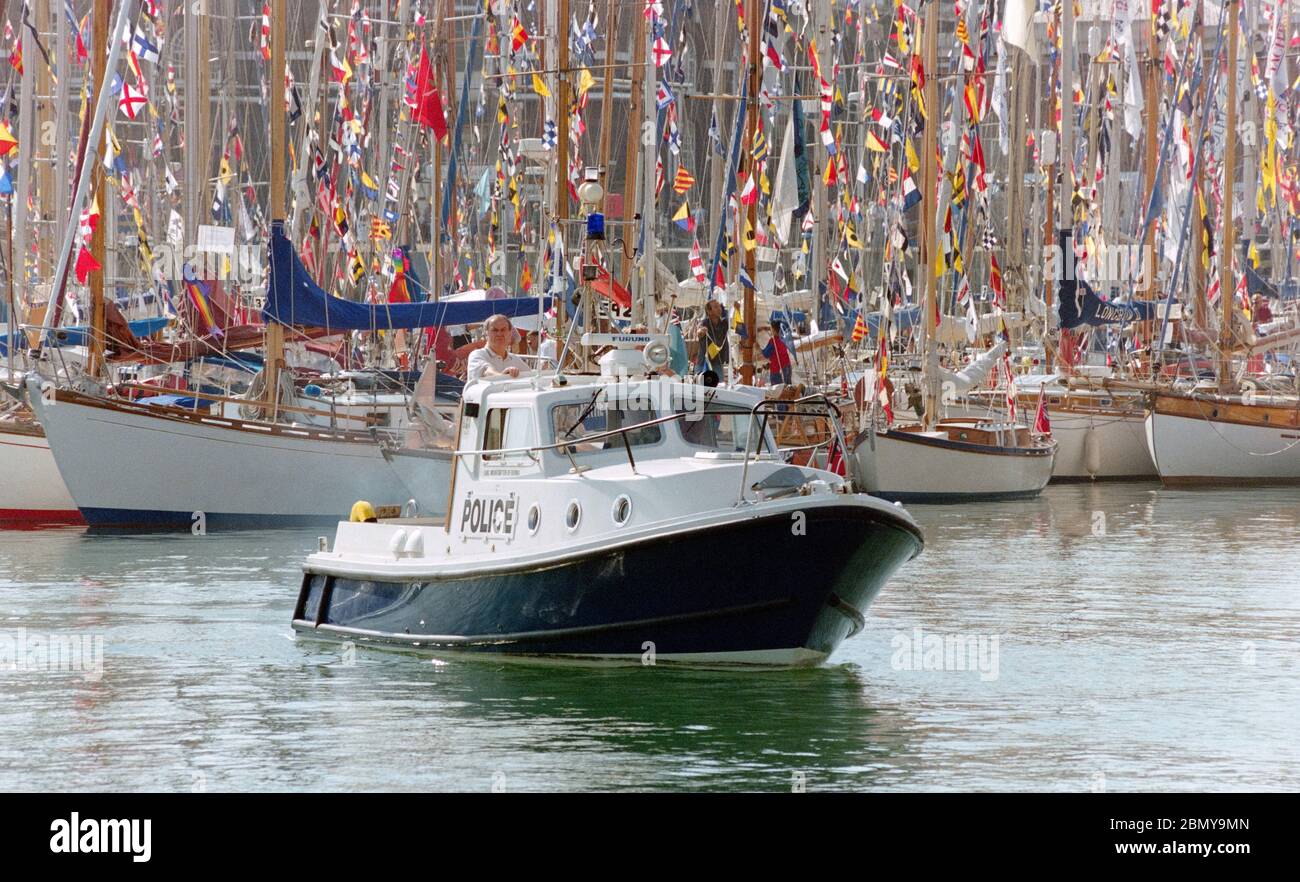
{"left": 452, "top": 397, "right": 841, "bottom": 478}
{"left": 738, "top": 394, "right": 847, "bottom": 505}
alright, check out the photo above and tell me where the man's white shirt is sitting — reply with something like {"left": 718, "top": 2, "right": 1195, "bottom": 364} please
{"left": 537, "top": 338, "right": 557, "bottom": 367}
{"left": 466, "top": 345, "right": 530, "bottom": 380}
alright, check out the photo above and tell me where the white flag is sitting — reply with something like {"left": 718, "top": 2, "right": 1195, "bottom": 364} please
{"left": 772, "top": 112, "right": 799, "bottom": 247}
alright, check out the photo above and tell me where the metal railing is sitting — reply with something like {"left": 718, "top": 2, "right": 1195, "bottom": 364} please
{"left": 739, "top": 393, "right": 848, "bottom": 505}
{"left": 446, "top": 390, "right": 849, "bottom": 507}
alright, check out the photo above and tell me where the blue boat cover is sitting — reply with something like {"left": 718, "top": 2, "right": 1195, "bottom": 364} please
{"left": 263, "top": 222, "right": 549, "bottom": 330}
{"left": 1059, "top": 278, "right": 1157, "bottom": 329}
{"left": 1, "top": 316, "right": 170, "bottom": 353}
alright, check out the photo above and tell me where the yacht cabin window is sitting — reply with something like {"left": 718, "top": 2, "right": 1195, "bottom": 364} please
{"left": 677, "top": 405, "right": 772, "bottom": 454}
{"left": 481, "top": 408, "right": 536, "bottom": 460}
{"left": 550, "top": 400, "right": 661, "bottom": 455}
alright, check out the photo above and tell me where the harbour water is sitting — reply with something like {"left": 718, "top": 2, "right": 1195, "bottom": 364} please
{"left": 1, "top": 483, "right": 1297, "bottom": 792}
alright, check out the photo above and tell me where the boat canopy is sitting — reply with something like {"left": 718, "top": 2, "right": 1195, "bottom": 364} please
{"left": 264, "top": 222, "right": 550, "bottom": 331}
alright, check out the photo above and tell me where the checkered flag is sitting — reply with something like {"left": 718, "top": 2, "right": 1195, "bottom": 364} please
{"left": 982, "top": 228, "right": 999, "bottom": 252}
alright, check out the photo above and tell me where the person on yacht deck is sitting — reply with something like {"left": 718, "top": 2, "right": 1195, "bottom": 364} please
{"left": 466, "top": 314, "right": 530, "bottom": 380}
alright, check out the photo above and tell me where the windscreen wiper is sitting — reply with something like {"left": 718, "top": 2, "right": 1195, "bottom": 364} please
{"left": 563, "top": 389, "right": 604, "bottom": 438}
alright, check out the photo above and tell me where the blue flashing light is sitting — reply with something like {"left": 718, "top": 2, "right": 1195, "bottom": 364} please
{"left": 586, "top": 212, "right": 605, "bottom": 240}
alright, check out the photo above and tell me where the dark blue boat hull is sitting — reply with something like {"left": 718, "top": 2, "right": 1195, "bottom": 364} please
{"left": 293, "top": 505, "right": 923, "bottom": 662}
{"left": 81, "top": 507, "right": 342, "bottom": 531}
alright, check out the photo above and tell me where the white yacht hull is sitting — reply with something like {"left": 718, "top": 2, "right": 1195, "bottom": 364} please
{"left": 0, "top": 422, "right": 81, "bottom": 523}
{"left": 852, "top": 428, "right": 1056, "bottom": 502}
{"left": 1146, "top": 401, "right": 1300, "bottom": 485}
{"left": 27, "top": 382, "right": 450, "bottom": 529}
{"left": 1027, "top": 410, "right": 1154, "bottom": 480}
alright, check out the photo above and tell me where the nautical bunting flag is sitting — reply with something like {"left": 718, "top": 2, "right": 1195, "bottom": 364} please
{"left": 990, "top": 252, "right": 1005, "bottom": 307}
{"left": 74, "top": 245, "right": 101, "bottom": 284}
{"left": 900, "top": 167, "right": 920, "bottom": 210}
{"left": 0, "top": 121, "right": 17, "bottom": 156}
{"left": 673, "top": 166, "right": 695, "bottom": 194}
{"left": 509, "top": 17, "right": 529, "bottom": 53}
{"left": 119, "top": 83, "right": 147, "bottom": 119}
{"left": 656, "top": 79, "right": 675, "bottom": 109}
{"left": 673, "top": 200, "right": 695, "bottom": 231}
{"left": 132, "top": 26, "right": 160, "bottom": 65}
{"left": 764, "top": 38, "right": 785, "bottom": 71}
{"left": 259, "top": 4, "right": 271, "bottom": 61}
{"left": 652, "top": 37, "right": 672, "bottom": 67}
{"left": 851, "top": 312, "right": 868, "bottom": 342}
{"left": 689, "top": 237, "right": 706, "bottom": 283}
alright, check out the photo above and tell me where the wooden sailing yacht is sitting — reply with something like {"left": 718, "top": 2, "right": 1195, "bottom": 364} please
{"left": 850, "top": 0, "right": 1055, "bottom": 501}
{"left": 26, "top": 0, "right": 462, "bottom": 528}
{"left": 1144, "top": 0, "right": 1300, "bottom": 484}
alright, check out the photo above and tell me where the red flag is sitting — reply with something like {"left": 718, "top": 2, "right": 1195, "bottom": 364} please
{"left": 827, "top": 435, "right": 846, "bottom": 476}
{"left": 388, "top": 267, "right": 410, "bottom": 303}
{"left": 74, "top": 245, "right": 101, "bottom": 284}
{"left": 989, "top": 252, "right": 1004, "bottom": 306}
{"left": 413, "top": 48, "right": 448, "bottom": 140}
{"left": 1033, "top": 384, "right": 1052, "bottom": 436}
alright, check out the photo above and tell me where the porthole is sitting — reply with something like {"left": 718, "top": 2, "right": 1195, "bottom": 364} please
{"left": 1211, "top": 408, "right": 1219, "bottom": 418}
{"left": 612, "top": 495, "right": 632, "bottom": 526}
{"left": 565, "top": 501, "right": 582, "bottom": 532}
{"left": 527, "top": 504, "right": 541, "bottom": 534}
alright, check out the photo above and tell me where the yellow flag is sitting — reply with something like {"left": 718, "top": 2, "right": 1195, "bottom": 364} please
{"left": 220, "top": 156, "right": 233, "bottom": 186}
{"left": 707, "top": 341, "right": 722, "bottom": 360}
{"left": 531, "top": 73, "right": 551, "bottom": 98}
{"left": 905, "top": 138, "right": 920, "bottom": 173}
{"left": 576, "top": 67, "right": 596, "bottom": 96}
{"left": 0, "top": 120, "right": 17, "bottom": 156}
{"left": 1262, "top": 91, "right": 1278, "bottom": 206}
{"left": 845, "top": 222, "right": 862, "bottom": 248}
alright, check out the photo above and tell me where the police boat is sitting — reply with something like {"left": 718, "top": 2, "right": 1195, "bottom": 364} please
{"left": 292, "top": 334, "right": 924, "bottom": 666}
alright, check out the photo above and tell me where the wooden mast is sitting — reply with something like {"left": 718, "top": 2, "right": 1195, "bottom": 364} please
{"left": 1190, "top": 3, "right": 1208, "bottom": 334}
{"left": 919, "top": 0, "right": 938, "bottom": 429}
{"left": 264, "top": 0, "right": 286, "bottom": 416}
{"left": 1218, "top": 0, "right": 1237, "bottom": 390}
{"left": 620, "top": 17, "right": 645, "bottom": 292}
{"left": 87, "top": 0, "right": 109, "bottom": 378}
{"left": 595, "top": 0, "right": 617, "bottom": 204}
{"left": 556, "top": 0, "right": 573, "bottom": 342}
{"left": 1, "top": 0, "right": 10, "bottom": 375}
{"left": 1141, "top": 8, "right": 1159, "bottom": 296}
{"left": 740, "top": 0, "right": 759, "bottom": 384}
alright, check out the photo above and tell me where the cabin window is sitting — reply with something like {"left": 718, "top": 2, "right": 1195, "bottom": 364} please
{"left": 677, "top": 405, "right": 771, "bottom": 454}
{"left": 482, "top": 408, "right": 506, "bottom": 455}
{"left": 482, "top": 408, "right": 536, "bottom": 461}
{"left": 551, "top": 400, "right": 660, "bottom": 455}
